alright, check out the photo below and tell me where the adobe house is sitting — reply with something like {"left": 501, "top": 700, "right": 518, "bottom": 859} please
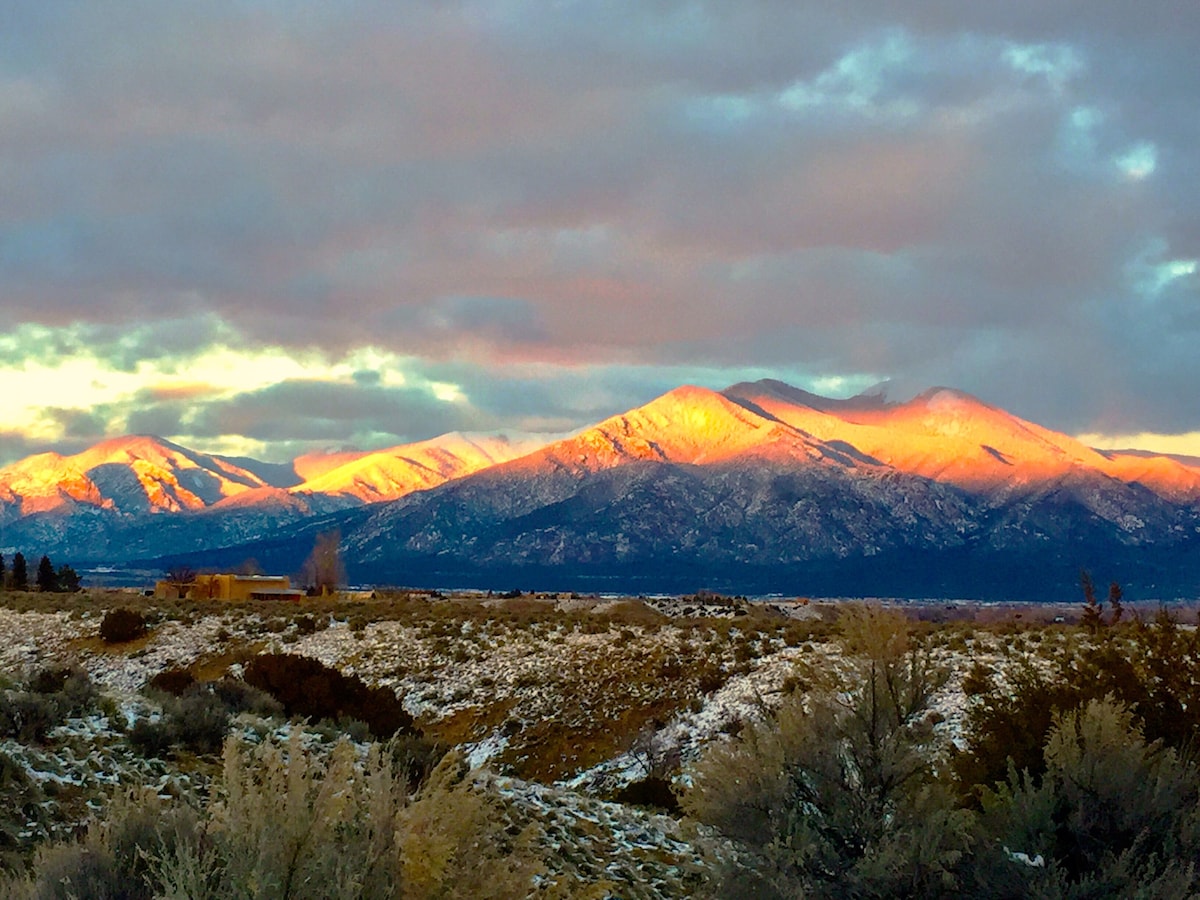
{"left": 155, "top": 574, "right": 305, "bottom": 601}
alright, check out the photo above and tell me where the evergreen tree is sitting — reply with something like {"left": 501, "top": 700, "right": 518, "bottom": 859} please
{"left": 11, "top": 552, "right": 28, "bottom": 591}
{"left": 0, "top": 553, "right": 5, "bottom": 590}
{"left": 36, "top": 555, "right": 57, "bottom": 592}
{"left": 56, "top": 564, "right": 81, "bottom": 593}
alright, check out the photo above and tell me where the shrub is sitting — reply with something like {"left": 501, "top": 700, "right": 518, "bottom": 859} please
{"left": 954, "top": 610, "right": 1200, "bottom": 798}
{"left": 684, "top": 604, "right": 970, "bottom": 899}
{"left": 4, "top": 733, "right": 541, "bottom": 900}
{"left": 0, "top": 667, "right": 98, "bottom": 745}
{"left": 146, "top": 668, "right": 195, "bottom": 696}
{"left": 387, "top": 732, "right": 446, "bottom": 791}
{"left": 129, "top": 680, "right": 281, "bottom": 760}
{"left": 128, "top": 717, "right": 174, "bottom": 759}
{"left": 244, "top": 653, "right": 415, "bottom": 738}
{"left": 612, "top": 776, "right": 680, "bottom": 814}
{"left": 168, "top": 690, "right": 231, "bottom": 755}
{"left": 28, "top": 666, "right": 95, "bottom": 716}
{"left": 2, "top": 790, "right": 203, "bottom": 900}
{"left": 208, "top": 678, "right": 282, "bottom": 718}
{"left": 26, "top": 668, "right": 70, "bottom": 696}
{"left": 0, "top": 693, "right": 60, "bottom": 744}
{"left": 967, "top": 698, "right": 1200, "bottom": 897}
{"left": 99, "top": 608, "right": 147, "bottom": 644}
{"left": 0, "top": 749, "right": 47, "bottom": 867}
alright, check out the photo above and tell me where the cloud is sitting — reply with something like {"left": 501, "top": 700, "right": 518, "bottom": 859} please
{"left": 42, "top": 407, "right": 109, "bottom": 441}
{"left": 0, "top": 430, "right": 91, "bottom": 468}
{"left": 2, "top": 1, "right": 1200, "bottom": 454}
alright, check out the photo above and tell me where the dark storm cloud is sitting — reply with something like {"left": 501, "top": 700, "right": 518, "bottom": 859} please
{"left": 4, "top": 0, "right": 1200, "bottom": 446}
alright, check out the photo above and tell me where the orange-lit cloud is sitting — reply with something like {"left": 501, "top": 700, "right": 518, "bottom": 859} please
{"left": 145, "top": 383, "right": 220, "bottom": 402}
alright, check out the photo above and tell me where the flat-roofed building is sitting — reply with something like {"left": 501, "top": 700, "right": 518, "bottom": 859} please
{"left": 154, "top": 573, "right": 305, "bottom": 601}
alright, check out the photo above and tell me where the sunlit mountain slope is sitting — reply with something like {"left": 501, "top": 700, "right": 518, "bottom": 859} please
{"left": 293, "top": 433, "right": 534, "bottom": 503}
{"left": 0, "top": 436, "right": 269, "bottom": 517}
{"left": 6, "top": 380, "right": 1200, "bottom": 601}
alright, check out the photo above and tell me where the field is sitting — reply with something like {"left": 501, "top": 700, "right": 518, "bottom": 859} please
{"left": 1, "top": 588, "right": 1198, "bottom": 897}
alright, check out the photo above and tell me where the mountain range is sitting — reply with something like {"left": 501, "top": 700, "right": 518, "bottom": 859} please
{"left": 4, "top": 379, "right": 1200, "bottom": 600}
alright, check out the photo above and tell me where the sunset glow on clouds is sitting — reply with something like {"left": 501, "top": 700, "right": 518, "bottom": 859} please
{"left": 2, "top": 2, "right": 1199, "bottom": 464}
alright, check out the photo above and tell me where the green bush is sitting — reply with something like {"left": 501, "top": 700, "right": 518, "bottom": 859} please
{"left": 2, "top": 790, "right": 202, "bottom": 900}
{"left": 168, "top": 690, "right": 231, "bottom": 755}
{"left": 386, "top": 731, "right": 446, "bottom": 792}
{"left": 0, "top": 750, "right": 47, "bottom": 865}
{"left": 130, "top": 679, "right": 282, "bottom": 760}
{"left": 612, "top": 776, "right": 680, "bottom": 814}
{"left": 954, "top": 610, "right": 1200, "bottom": 798}
{"left": 0, "top": 694, "right": 60, "bottom": 744}
{"left": 967, "top": 698, "right": 1200, "bottom": 897}
{"left": 208, "top": 677, "right": 282, "bottom": 718}
{"left": 684, "top": 605, "right": 970, "bottom": 899}
{"left": 0, "top": 668, "right": 97, "bottom": 744}
{"left": 146, "top": 668, "right": 195, "bottom": 696}
{"left": 128, "top": 717, "right": 173, "bottom": 759}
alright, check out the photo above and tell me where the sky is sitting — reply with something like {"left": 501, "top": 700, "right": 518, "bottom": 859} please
{"left": 2, "top": 1, "right": 1199, "bottom": 465}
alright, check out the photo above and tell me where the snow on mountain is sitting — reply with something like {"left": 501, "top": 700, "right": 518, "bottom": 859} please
{"left": 0, "top": 431, "right": 551, "bottom": 562}
{"left": 0, "top": 451, "right": 107, "bottom": 517}
{"left": 292, "top": 448, "right": 373, "bottom": 482}
{"left": 0, "top": 436, "right": 270, "bottom": 518}
{"left": 286, "top": 379, "right": 1200, "bottom": 599}
{"left": 6, "top": 381, "right": 1200, "bottom": 596}
{"left": 293, "top": 433, "right": 537, "bottom": 503}
{"left": 723, "top": 380, "right": 1200, "bottom": 500}
{"left": 1099, "top": 451, "right": 1200, "bottom": 501}
{"left": 499, "top": 385, "right": 877, "bottom": 480}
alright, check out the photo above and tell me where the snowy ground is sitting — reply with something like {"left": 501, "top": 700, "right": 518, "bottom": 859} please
{"left": 0, "top": 591, "right": 1060, "bottom": 894}
{"left": 0, "top": 595, "right": 1034, "bottom": 788}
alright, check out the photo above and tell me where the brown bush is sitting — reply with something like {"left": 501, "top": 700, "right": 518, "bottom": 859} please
{"left": 146, "top": 668, "right": 195, "bottom": 696}
{"left": 598, "top": 599, "right": 668, "bottom": 628}
{"left": 612, "top": 776, "right": 680, "bottom": 814}
{"left": 243, "top": 653, "right": 415, "bottom": 738}
{"left": 99, "top": 608, "right": 147, "bottom": 643}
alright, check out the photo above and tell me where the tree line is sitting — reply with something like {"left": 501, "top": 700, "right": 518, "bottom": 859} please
{"left": 0, "top": 552, "right": 80, "bottom": 593}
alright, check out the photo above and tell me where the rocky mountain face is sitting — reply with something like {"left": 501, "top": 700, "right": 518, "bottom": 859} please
{"left": 5, "top": 380, "right": 1200, "bottom": 599}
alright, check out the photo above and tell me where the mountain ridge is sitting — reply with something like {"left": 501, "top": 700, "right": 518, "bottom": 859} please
{"left": 5, "top": 380, "right": 1200, "bottom": 600}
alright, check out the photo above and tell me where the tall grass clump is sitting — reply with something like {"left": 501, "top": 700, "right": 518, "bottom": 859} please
{"left": 2, "top": 732, "right": 541, "bottom": 899}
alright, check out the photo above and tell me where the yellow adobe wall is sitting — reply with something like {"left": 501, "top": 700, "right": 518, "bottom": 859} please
{"left": 189, "top": 574, "right": 291, "bottom": 600}
{"left": 153, "top": 580, "right": 183, "bottom": 600}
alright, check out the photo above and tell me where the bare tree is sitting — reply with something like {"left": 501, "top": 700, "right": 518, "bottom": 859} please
{"left": 237, "top": 557, "right": 264, "bottom": 576}
{"left": 1080, "top": 569, "right": 1103, "bottom": 633}
{"left": 301, "top": 531, "right": 345, "bottom": 596}
{"left": 165, "top": 564, "right": 197, "bottom": 599}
